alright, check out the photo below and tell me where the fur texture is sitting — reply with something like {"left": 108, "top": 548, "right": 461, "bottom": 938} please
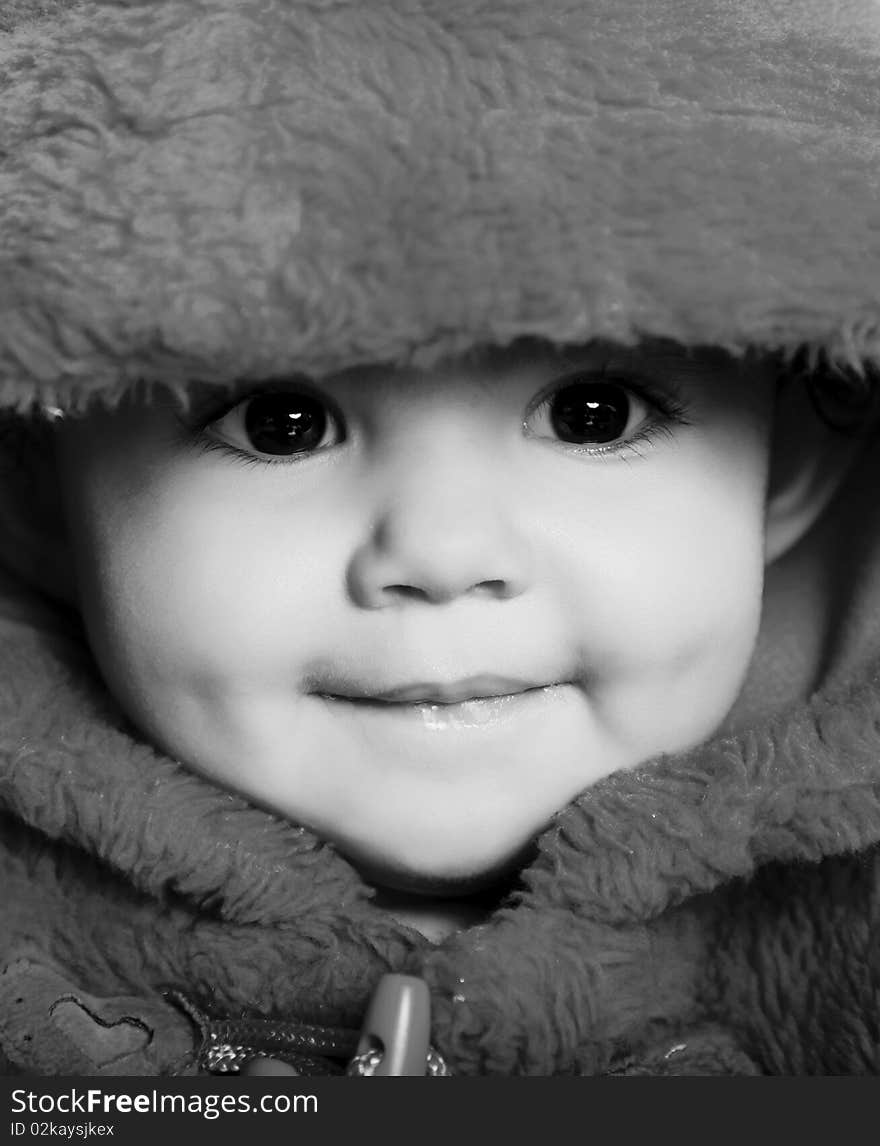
{"left": 3, "top": 1, "right": 880, "bottom": 411}
{"left": 3, "top": 0, "right": 880, "bottom": 1076}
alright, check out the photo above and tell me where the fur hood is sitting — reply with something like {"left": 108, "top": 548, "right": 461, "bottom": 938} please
{"left": 3, "top": 0, "right": 880, "bottom": 1075}
{"left": 2, "top": 0, "right": 880, "bottom": 412}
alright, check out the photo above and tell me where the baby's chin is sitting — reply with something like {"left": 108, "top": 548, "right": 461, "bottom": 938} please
{"left": 340, "top": 837, "right": 537, "bottom": 898}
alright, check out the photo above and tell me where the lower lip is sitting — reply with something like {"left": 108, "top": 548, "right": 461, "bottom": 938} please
{"left": 317, "top": 685, "right": 570, "bottom": 732}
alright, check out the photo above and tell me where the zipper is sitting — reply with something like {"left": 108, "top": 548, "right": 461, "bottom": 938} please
{"left": 171, "top": 974, "right": 451, "bottom": 1077}
{"left": 345, "top": 974, "right": 450, "bottom": 1076}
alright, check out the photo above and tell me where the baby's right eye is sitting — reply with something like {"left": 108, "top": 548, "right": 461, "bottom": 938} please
{"left": 204, "top": 388, "right": 345, "bottom": 462}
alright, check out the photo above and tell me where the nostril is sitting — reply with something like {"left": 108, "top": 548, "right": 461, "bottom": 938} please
{"left": 383, "top": 578, "right": 512, "bottom": 604}
{"left": 347, "top": 522, "right": 532, "bottom": 609}
{"left": 475, "top": 579, "right": 510, "bottom": 597}
{"left": 385, "top": 584, "right": 432, "bottom": 602}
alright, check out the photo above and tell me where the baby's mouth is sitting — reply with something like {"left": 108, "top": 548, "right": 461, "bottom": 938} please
{"left": 314, "top": 677, "right": 571, "bottom": 731}
{"left": 318, "top": 675, "right": 555, "bottom": 707}
{"left": 356, "top": 676, "right": 550, "bottom": 706}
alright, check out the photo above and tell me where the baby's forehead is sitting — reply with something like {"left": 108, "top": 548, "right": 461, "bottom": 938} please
{"left": 311, "top": 341, "right": 750, "bottom": 406}
{"left": 208, "top": 339, "right": 738, "bottom": 393}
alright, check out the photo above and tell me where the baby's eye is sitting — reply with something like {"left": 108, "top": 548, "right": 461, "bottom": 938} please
{"left": 205, "top": 389, "right": 344, "bottom": 460}
{"left": 525, "top": 378, "right": 654, "bottom": 450}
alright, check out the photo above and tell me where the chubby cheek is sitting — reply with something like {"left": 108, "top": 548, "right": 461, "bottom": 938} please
{"left": 554, "top": 444, "right": 767, "bottom": 754}
{"left": 65, "top": 453, "right": 339, "bottom": 745}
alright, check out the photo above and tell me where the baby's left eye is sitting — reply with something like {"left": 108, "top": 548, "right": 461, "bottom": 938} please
{"left": 524, "top": 379, "right": 652, "bottom": 450}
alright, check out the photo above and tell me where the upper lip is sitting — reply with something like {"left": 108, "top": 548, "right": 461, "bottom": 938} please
{"left": 321, "top": 676, "right": 556, "bottom": 706}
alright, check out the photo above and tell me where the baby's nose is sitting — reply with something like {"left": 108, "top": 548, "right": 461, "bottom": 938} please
{"left": 346, "top": 481, "right": 533, "bottom": 608}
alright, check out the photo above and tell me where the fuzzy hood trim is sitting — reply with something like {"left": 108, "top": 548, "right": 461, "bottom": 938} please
{"left": 3, "top": 1, "right": 880, "bottom": 411}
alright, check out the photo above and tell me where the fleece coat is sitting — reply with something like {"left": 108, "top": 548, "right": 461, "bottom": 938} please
{"left": 3, "top": 0, "right": 880, "bottom": 1075}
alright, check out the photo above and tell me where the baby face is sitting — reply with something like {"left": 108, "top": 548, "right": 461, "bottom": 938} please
{"left": 55, "top": 343, "right": 774, "bottom": 892}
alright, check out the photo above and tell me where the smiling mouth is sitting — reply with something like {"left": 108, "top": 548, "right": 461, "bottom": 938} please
{"left": 313, "top": 677, "right": 577, "bottom": 735}
{"left": 317, "top": 676, "right": 558, "bottom": 707}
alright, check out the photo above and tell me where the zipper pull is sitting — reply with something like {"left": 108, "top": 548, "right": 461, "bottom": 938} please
{"left": 348, "top": 974, "right": 432, "bottom": 1076}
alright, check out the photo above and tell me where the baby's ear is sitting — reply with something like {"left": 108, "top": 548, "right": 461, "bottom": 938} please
{"left": 764, "top": 372, "right": 871, "bottom": 565}
{"left": 0, "top": 413, "right": 77, "bottom": 603}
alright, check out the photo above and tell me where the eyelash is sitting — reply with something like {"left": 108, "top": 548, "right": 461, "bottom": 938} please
{"left": 179, "top": 373, "right": 692, "bottom": 467}
{"left": 573, "top": 420, "right": 677, "bottom": 463}
{"left": 189, "top": 435, "right": 301, "bottom": 468}
{"left": 180, "top": 384, "right": 344, "bottom": 468}
{"left": 524, "top": 372, "right": 691, "bottom": 462}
